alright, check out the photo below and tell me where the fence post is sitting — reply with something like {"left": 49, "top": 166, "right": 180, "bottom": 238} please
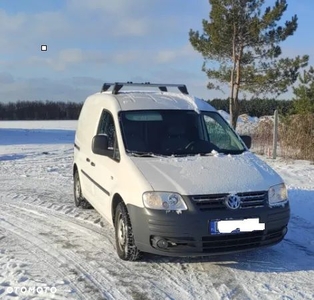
{"left": 272, "top": 109, "right": 278, "bottom": 159}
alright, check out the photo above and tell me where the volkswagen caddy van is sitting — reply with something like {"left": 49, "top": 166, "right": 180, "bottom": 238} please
{"left": 73, "top": 82, "right": 290, "bottom": 261}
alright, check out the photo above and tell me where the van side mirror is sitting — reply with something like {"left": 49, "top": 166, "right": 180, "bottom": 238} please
{"left": 240, "top": 135, "right": 252, "bottom": 149}
{"left": 92, "top": 134, "right": 113, "bottom": 156}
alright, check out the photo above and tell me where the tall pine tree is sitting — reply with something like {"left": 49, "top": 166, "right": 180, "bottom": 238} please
{"left": 189, "top": 0, "right": 308, "bottom": 128}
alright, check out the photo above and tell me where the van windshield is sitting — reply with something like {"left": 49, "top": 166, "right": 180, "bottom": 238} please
{"left": 119, "top": 110, "right": 246, "bottom": 156}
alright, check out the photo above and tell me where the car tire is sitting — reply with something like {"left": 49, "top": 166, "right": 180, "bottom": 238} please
{"left": 114, "top": 202, "right": 141, "bottom": 261}
{"left": 73, "top": 170, "right": 92, "bottom": 209}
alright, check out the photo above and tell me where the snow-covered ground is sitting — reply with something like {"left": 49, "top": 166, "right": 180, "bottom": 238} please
{"left": 0, "top": 121, "right": 313, "bottom": 300}
{"left": 0, "top": 120, "right": 77, "bottom": 130}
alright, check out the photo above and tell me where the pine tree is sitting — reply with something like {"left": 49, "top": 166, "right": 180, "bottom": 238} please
{"left": 292, "top": 67, "right": 314, "bottom": 114}
{"left": 189, "top": 0, "right": 309, "bottom": 128}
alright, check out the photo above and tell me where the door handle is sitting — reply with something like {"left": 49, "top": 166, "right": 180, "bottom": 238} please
{"left": 91, "top": 162, "right": 95, "bottom": 167}
{"left": 86, "top": 158, "right": 90, "bottom": 162}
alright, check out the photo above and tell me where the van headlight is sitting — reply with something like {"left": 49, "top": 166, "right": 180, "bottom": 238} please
{"left": 268, "top": 183, "right": 288, "bottom": 206}
{"left": 143, "top": 192, "right": 188, "bottom": 211}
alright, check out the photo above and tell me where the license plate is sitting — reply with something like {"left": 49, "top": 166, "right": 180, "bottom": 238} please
{"left": 210, "top": 218, "right": 265, "bottom": 235}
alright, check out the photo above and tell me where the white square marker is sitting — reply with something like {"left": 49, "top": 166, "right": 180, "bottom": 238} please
{"left": 41, "top": 45, "right": 48, "bottom": 51}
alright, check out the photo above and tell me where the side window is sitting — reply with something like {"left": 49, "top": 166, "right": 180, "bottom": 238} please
{"left": 97, "top": 111, "right": 120, "bottom": 161}
{"left": 203, "top": 115, "right": 231, "bottom": 149}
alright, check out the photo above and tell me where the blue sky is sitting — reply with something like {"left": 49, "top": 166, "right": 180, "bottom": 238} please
{"left": 0, "top": 0, "right": 313, "bottom": 103}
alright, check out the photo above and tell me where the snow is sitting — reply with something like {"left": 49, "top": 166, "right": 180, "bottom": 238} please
{"left": 0, "top": 120, "right": 77, "bottom": 130}
{"left": 132, "top": 151, "right": 282, "bottom": 195}
{"left": 0, "top": 121, "right": 314, "bottom": 300}
{"left": 218, "top": 110, "right": 260, "bottom": 134}
{"left": 217, "top": 110, "right": 259, "bottom": 124}
{"left": 115, "top": 92, "right": 216, "bottom": 113}
{"left": 164, "top": 93, "right": 201, "bottom": 113}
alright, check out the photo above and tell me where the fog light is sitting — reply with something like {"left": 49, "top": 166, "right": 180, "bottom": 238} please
{"left": 157, "top": 239, "right": 168, "bottom": 249}
{"left": 151, "top": 236, "right": 169, "bottom": 249}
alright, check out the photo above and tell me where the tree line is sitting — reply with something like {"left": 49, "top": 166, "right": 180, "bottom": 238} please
{"left": 0, "top": 101, "right": 82, "bottom": 120}
{"left": 0, "top": 98, "right": 294, "bottom": 120}
{"left": 209, "top": 98, "right": 293, "bottom": 117}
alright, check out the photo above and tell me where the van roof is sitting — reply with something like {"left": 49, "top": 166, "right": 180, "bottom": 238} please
{"left": 93, "top": 91, "right": 216, "bottom": 112}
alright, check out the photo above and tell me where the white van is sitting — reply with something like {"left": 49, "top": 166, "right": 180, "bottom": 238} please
{"left": 73, "top": 82, "right": 290, "bottom": 261}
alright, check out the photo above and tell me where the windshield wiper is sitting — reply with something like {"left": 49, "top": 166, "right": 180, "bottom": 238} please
{"left": 199, "top": 149, "right": 246, "bottom": 156}
{"left": 199, "top": 152, "right": 214, "bottom": 156}
{"left": 221, "top": 149, "right": 247, "bottom": 155}
{"left": 126, "top": 151, "right": 166, "bottom": 158}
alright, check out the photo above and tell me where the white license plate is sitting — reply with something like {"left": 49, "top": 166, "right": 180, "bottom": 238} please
{"left": 210, "top": 218, "right": 265, "bottom": 235}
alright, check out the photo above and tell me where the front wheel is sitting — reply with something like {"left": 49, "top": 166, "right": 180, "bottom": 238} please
{"left": 114, "top": 202, "right": 141, "bottom": 261}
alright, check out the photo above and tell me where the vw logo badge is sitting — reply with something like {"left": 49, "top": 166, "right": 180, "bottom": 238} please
{"left": 225, "top": 194, "right": 241, "bottom": 209}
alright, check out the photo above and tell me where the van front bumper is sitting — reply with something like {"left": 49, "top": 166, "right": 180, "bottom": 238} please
{"left": 127, "top": 202, "right": 290, "bottom": 257}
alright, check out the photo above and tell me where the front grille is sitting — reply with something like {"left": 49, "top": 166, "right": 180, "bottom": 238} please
{"left": 238, "top": 191, "right": 267, "bottom": 208}
{"left": 191, "top": 191, "right": 267, "bottom": 211}
{"left": 202, "top": 228, "right": 284, "bottom": 253}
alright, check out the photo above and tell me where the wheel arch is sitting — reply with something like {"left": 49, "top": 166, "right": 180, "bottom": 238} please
{"left": 112, "top": 193, "right": 124, "bottom": 224}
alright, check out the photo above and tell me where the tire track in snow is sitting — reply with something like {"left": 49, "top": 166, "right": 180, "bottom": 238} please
{"left": 6, "top": 200, "right": 113, "bottom": 242}
{"left": 146, "top": 257, "right": 251, "bottom": 300}
{"left": 0, "top": 201, "right": 193, "bottom": 299}
{"left": 0, "top": 203, "right": 124, "bottom": 300}
{"left": 4, "top": 199, "right": 228, "bottom": 299}
{"left": 2, "top": 183, "right": 266, "bottom": 299}
{"left": 2, "top": 189, "right": 229, "bottom": 299}
{"left": 2, "top": 197, "right": 225, "bottom": 299}
{"left": 2, "top": 193, "right": 224, "bottom": 299}
{"left": 0, "top": 218, "right": 95, "bottom": 300}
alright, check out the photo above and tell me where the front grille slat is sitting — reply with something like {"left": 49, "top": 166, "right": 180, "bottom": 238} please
{"left": 241, "top": 200, "right": 264, "bottom": 204}
{"left": 191, "top": 191, "right": 267, "bottom": 211}
{"left": 241, "top": 196, "right": 265, "bottom": 201}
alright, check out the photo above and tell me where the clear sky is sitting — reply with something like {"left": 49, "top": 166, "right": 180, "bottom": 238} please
{"left": 0, "top": 0, "right": 313, "bottom": 103}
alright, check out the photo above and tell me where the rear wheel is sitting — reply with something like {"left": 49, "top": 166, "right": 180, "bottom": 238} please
{"left": 73, "top": 171, "right": 92, "bottom": 209}
{"left": 114, "top": 202, "right": 141, "bottom": 261}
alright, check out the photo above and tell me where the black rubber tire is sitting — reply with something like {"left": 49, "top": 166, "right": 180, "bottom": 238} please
{"left": 73, "top": 171, "right": 92, "bottom": 209}
{"left": 114, "top": 202, "right": 141, "bottom": 261}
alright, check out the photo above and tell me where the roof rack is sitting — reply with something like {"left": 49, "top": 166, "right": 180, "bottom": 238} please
{"left": 100, "top": 82, "right": 189, "bottom": 95}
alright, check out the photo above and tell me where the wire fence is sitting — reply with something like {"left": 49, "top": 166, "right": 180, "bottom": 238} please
{"left": 236, "top": 111, "right": 314, "bottom": 162}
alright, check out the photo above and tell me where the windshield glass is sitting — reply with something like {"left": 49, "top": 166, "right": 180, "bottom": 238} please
{"left": 119, "top": 110, "right": 246, "bottom": 156}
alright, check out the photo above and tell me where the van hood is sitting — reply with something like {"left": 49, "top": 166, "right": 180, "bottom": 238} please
{"left": 130, "top": 152, "right": 283, "bottom": 195}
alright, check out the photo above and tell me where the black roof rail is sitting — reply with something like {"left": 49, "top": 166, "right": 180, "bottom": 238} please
{"left": 100, "top": 82, "right": 189, "bottom": 95}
